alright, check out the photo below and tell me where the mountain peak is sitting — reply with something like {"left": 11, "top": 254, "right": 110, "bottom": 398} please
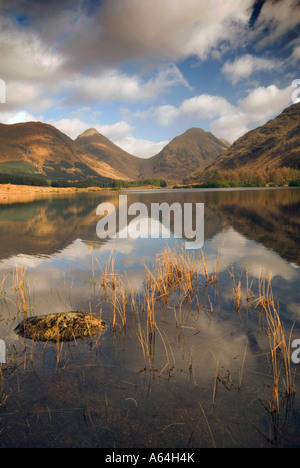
{"left": 139, "top": 127, "right": 228, "bottom": 183}
{"left": 78, "top": 128, "right": 101, "bottom": 138}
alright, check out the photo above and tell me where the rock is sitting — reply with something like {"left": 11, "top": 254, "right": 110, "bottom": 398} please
{"left": 14, "top": 311, "right": 106, "bottom": 342}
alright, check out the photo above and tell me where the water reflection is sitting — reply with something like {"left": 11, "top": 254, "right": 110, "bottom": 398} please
{"left": 0, "top": 187, "right": 299, "bottom": 448}
{"left": 0, "top": 188, "right": 299, "bottom": 263}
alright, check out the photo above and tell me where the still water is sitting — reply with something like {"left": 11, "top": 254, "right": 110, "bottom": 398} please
{"left": 0, "top": 187, "right": 299, "bottom": 448}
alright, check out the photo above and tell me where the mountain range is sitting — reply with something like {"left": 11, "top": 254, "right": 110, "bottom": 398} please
{"left": 0, "top": 121, "right": 228, "bottom": 184}
{"left": 0, "top": 121, "right": 125, "bottom": 182}
{"left": 0, "top": 102, "right": 299, "bottom": 185}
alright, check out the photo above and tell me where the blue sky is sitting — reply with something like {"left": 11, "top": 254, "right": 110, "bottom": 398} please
{"left": 0, "top": 0, "right": 299, "bottom": 157}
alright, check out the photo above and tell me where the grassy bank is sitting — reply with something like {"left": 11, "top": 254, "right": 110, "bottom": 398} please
{"left": 182, "top": 167, "right": 300, "bottom": 189}
{"left": 0, "top": 172, "right": 167, "bottom": 190}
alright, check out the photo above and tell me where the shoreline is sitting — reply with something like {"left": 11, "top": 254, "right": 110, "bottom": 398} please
{"left": 0, "top": 183, "right": 166, "bottom": 204}
{"left": 0, "top": 182, "right": 297, "bottom": 204}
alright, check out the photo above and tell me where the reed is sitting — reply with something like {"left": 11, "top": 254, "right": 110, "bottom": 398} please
{"left": 0, "top": 274, "right": 7, "bottom": 305}
{"left": 0, "top": 365, "right": 7, "bottom": 407}
{"left": 248, "top": 272, "right": 296, "bottom": 412}
{"left": 98, "top": 252, "right": 129, "bottom": 330}
{"left": 200, "top": 249, "right": 220, "bottom": 285}
{"left": 145, "top": 246, "right": 201, "bottom": 305}
{"left": 13, "top": 264, "right": 33, "bottom": 316}
{"left": 233, "top": 278, "right": 242, "bottom": 315}
{"left": 265, "top": 304, "right": 295, "bottom": 412}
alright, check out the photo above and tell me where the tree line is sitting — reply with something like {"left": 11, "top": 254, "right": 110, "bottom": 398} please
{"left": 196, "top": 167, "right": 300, "bottom": 188}
{"left": 0, "top": 172, "right": 167, "bottom": 189}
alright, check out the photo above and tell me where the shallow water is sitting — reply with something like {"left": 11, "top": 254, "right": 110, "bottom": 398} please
{"left": 0, "top": 187, "right": 299, "bottom": 448}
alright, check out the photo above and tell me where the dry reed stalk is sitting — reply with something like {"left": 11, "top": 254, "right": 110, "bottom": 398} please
{"left": 200, "top": 249, "right": 221, "bottom": 285}
{"left": 200, "top": 249, "right": 210, "bottom": 283}
{"left": 0, "top": 274, "right": 7, "bottom": 305}
{"left": 111, "top": 276, "right": 127, "bottom": 329}
{"left": 137, "top": 319, "right": 153, "bottom": 372}
{"left": 148, "top": 246, "right": 200, "bottom": 303}
{"left": 0, "top": 366, "right": 7, "bottom": 407}
{"left": 238, "top": 341, "right": 248, "bottom": 390}
{"left": 14, "top": 264, "right": 29, "bottom": 314}
{"left": 252, "top": 277, "right": 296, "bottom": 412}
{"left": 98, "top": 252, "right": 131, "bottom": 329}
{"left": 155, "top": 324, "right": 175, "bottom": 374}
{"left": 144, "top": 285, "right": 156, "bottom": 337}
{"left": 233, "top": 279, "right": 242, "bottom": 315}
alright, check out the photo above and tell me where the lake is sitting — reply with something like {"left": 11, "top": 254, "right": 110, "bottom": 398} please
{"left": 0, "top": 187, "right": 299, "bottom": 448}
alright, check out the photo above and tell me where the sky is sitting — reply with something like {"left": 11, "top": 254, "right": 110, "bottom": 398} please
{"left": 0, "top": 0, "right": 299, "bottom": 158}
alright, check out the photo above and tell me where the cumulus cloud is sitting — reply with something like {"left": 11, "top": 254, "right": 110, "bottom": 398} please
{"left": 0, "top": 109, "right": 42, "bottom": 125}
{"left": 48, "top": 118, "right": 133, "bottom": 141}
{"left": 252, "top": 0, "right": 300, "bottom": 48}
{"left": 61, "top": 64, "right": 190, "bottom": 106}
{"left": 4, "top": 81, "right": 53, "bottom": 113}
{"left": 291, "top": 44, "right": 300, "bottom": 61}
{"left": 59, "top": 0, "right": 253, "bottom": 69}
{"left": 180, "top": 95, "right": 235, "bottom": 120}
{"left": 0, "top": 0, "right": 259, "bottom": 80}
{"left": 210, "top": 84, "right": 293, "bottom": 140}
{"left": 112, "top": 134, "right": 169, "bottom": 158}
{"left": 141, "top": 83, "right": 293, "bottom": 142}
{"left": 237, "top": 84, "right": 292, "bottom": 121}
{"left": 47, "top": 117, "right": 166, "bottom": 157}
{"left": 222, "top": 54, "right": 281, "bottom": 85}
{"left": 0, "top": 16, "right": 64, "bottom": 81}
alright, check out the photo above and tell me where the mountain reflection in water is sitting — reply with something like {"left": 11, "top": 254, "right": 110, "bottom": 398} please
{"left": 0, "top": 187, "right": 299, "bottom": 265}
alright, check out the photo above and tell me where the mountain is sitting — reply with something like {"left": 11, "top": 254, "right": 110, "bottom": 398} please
{"left": 139, "top": 128, "right": 230, "bottom": 184}
{"left": 75, "top": 127, "right": 229, "bottom": 184}
{"left": 186, "top": 102, "right": 300, "bottom": 184}
{"left": 75, "top": 128, "right": 142, "bottom": 180}
{"left": 0, "top": 121, "right": 127, "bottom": 181}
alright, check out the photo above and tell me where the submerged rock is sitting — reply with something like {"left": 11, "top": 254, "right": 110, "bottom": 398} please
{"left": 14, "top": 312, "right": 106, "bottom": 342}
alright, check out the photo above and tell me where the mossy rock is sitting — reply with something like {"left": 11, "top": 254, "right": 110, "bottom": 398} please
{"left": 14, "top": 312, "right": 106, "bottom": 342}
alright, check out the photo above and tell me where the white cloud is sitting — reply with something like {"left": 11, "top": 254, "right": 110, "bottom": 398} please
{"left": 48, "top": 118, "right": 133, "bottom": 141}
{"left": 238, "top": 84, "right": 292, "bottom": 122}
{"left": 253, "top": 0, "right": 300, "bottom": 48}
{"left": 180, "top": 95, "right": 235, "bottom": 120}
{"left": 153, "top": 105, "right": 180, "bottom": 127}
{"left": 291, "top": 45, "right": 300, "bottom": 61}
{"left": 210, "top": 112, "right": 249, "bottom": 142}
{"left": 59, "top": 0, "right": 253, "bottom": 68}
{"left": 0, "top": 109, "right": 42, "bottom": 125}
{"left": 48, "top": 117, "right": 166, "bottom": 157}
{"left": 62, "top": 64, "right": 190, "bottom": 105}
{"left": 136, "top": 83, "right": 294, "bottom": 142}
{"left": 47, "top": 117, "right": 94, "bottom": 140}
{"left": 222, "top": 54, "right": 281, "bottom": 85}
{"left": 0, "top": 17, "right": 64, "bottom": 81}
{"left": 112, "top": 134, "right": 168, "bottom": 158}
{"left": 96, "top": 121, "right": 134, "bottom": 141}
{"left": 4, "top": 81, "right": 53, "bottom": 113}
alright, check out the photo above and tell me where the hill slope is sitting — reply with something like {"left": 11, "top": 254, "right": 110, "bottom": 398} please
{"left": 0, "top": 122, "right": 127, "bottom": 181}
{"left": 186, "top": 102, "right": 300, "bottom": 184}
{"left": 139, "top": 128, "right": 230, "bottom": 184}
{"left": 75, "top": 128, "right": 142, "bottom": 180}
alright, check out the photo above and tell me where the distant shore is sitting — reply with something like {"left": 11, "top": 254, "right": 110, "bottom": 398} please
{"left": 0, "top": 183, "right": 166, "bottom": 203}
{"left": 0, "top": 183, "right": 103, "bottom": 194}
{"left": 0, "top": 182, "right": 298, "bottom": 204}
